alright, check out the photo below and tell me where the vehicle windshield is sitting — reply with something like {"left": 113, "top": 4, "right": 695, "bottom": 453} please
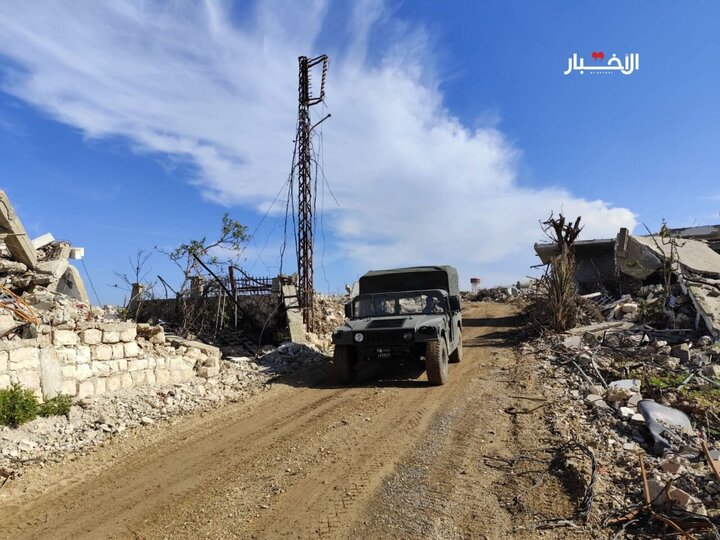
{"left": 352, "top": 290, "right": 447, "bottom": 317}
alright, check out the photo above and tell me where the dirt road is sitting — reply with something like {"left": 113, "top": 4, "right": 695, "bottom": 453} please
{"left": 0, "top": 303, "right": 591, "bottom": 539}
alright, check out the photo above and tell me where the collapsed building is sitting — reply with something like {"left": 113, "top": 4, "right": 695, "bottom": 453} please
{"left": 0, "top": 189, "right": 221, "bottom": 402}
{"left": 534, "top": 225, "right": 720, "bottom": 339}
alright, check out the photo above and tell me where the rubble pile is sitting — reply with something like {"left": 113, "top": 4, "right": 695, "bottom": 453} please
{"left": 529, "top": 320, "right": 720, "bottom": 536}
{"left": 303, "top": 293, "right": 347, "bottom": 352}
{"left": 463, "top": 281, "right": 539, "bottom": 303}
{"left": 0, "top": 189, "right": 227, "bottom": 403}
{"left": 1, "top": 343, "right": 329, "bottom": 473}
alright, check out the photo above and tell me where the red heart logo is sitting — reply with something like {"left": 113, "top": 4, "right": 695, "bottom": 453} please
{"left": 591, "top": 51, "right": 604, "bottom": 61}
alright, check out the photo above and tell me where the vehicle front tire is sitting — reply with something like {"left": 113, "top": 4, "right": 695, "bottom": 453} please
{"left": 332, "top": 345, "right": 356, "bottom": 384}
{"left": 449, "top": 332, "right": 463, "bottom": 363}
{"left": 425, "top": 339, "right": 449, "bottom": 385}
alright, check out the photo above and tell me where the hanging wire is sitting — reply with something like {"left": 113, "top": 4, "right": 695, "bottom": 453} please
{"left": 81, "top": 258, "right": 102, "bottom": 305}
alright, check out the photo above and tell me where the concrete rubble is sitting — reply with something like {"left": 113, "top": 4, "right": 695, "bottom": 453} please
{"left": 528, "top": 309, "right": 720, "bottom": 535}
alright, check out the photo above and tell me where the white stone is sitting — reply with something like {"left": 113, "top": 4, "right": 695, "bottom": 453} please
{"left": 0, "top": 350, "right": 7, "bottom": 372}
{"left": 121, "top": 372, "right": 133, "bottom": 388}
{"left": 11, "top": 369, "right": 41, "bottom": 390}
{"left": 155, "top": 369, "right": 171, "bottom": 384}
{"left": 102, "top": 330, "right": 120, "bottom": 344}
{"left": 76, "top": 346, "right": 91, "bottom": 364}
{"left": 61, "top": 379, "right": 76, "bottom": 396}
{"left": 131, "top": 370, "right": 147, "bottom": 385}
{"left": 9, "top": 347, "right": 40, "bottom": 370}
{"left": 53, "top": 330, "right": 78, "bottom": 346}
{"left": 0, "top": 373, "right": 11, "bottom": 389}
{"left": 124, "top": 342, "right": 140, "bottom": 358}
{"left": 120, "top": 328, "right": 137, "bottom": 342}
{"left": 129, "top": 359, "right": 148, "bottom": 371}
{"left": 76, "top": 380, "right": 94, "bottom": 399}
{"left": 81, "top": 329, "right": 102, "bottom": 345}
{"left": 111, "top": 343, "right": 124, "bottom": 359}
{"left": 93, "top": 377, "right": 107, "bottom": 395}
{"left": 56, "top": 347, "right": 77, "bottom": 365}
{"left": 39, "top": 348, "right": 62, "bottom": 400}
{"left": 76, "top": 363, "right": 92, "bottom": 380}
{"left": 606, "top": 379, "right": 641, "bottom": 401}
{"left": 91, "top": 362, "right": 110, "bottom": 377}
{"left": 94, "top": 344, "right": 113, "bottom": 361}
{"left": 107, "top": 375, "right": 121, "bottom": 392}
{"left": 62, "top": 366, "right": 75, "bottom": 379}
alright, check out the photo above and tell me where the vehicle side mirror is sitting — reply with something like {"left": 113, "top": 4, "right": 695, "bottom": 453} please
{"left": 344, "top": 303, "right": 352, "bottom": 318}
{"left": 449, "top": 296, "right": 461, "bottom": 312}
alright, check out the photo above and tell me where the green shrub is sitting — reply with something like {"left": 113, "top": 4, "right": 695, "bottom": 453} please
{"left": 0, "top": 383, "right": 39, "bottom": 428}
{"left": 39, "top": 394, "right": 74, "bottom": 418}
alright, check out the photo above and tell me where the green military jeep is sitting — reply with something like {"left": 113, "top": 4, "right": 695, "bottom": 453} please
{"left": 331, "top": 266, "right": 463, "bottom": 385}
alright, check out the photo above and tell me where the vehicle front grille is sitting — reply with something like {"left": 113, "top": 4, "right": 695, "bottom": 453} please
{"left": 362, "top": 330, "right": 405, "bottom": 346}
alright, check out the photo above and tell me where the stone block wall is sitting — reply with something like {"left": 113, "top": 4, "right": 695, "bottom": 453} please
{"left": 0, "top": 321, "right": 221, "bottom": 401}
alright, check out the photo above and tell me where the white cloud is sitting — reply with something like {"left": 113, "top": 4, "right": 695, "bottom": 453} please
{"left": 0, "top": 0, "right": 636, "bottom": 286}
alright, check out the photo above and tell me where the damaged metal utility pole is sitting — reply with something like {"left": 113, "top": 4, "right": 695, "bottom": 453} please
{"left": 296, "top": 54, "right": 329, "bottom": 333}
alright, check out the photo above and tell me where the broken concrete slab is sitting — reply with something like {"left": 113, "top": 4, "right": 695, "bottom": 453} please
{"left": 31, "top": 233, "right": 55, "bottom": 249}
{"left": 36, "top": 258, "right": 69, "bottom": 280}
{"left": 52, "top": 264, "right": 90, "bottom": 303}
{"left": 0, "top": 189, "right": 37, "bottom": 269}
{"left": 633, "top": 234, "right": 720, "bottom": 277}
{"left": 282, "top": 284, "right": 309, "bottom": 345}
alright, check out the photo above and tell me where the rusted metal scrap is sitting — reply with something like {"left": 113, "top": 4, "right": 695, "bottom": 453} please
{"left": 0, "top": 284, "right": 39, "bottom": 325}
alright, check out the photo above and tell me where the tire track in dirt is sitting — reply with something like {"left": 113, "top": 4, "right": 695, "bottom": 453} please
{"left": 0, "top": 302, "right": 590, "bottom": 540}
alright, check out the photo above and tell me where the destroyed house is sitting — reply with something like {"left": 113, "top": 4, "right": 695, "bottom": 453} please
{"left": 534, "top": 225, "right": 720, "bottom": 339}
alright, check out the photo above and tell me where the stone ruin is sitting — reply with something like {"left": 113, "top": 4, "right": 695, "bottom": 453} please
{"left": 0, "top": 189, "right": 221, "bottom": 402}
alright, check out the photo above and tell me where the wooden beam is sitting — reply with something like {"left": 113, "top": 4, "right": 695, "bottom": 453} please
{"left": 0, "top": 189, "right": 37, "bottom": 269}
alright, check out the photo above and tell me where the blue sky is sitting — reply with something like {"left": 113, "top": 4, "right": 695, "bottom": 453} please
{"left": 0, "top": 1, "right": 718, "bottom": 305}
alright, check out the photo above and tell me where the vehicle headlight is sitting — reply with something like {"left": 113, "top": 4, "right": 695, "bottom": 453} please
{"left": 403, "top": 331, "right": 413, "bottom": 341}
{"left": 418, "top": 326, "right": 437, "bottom": 335}
{"left": 354, "top": 332, "right": 364, "bottom": 343}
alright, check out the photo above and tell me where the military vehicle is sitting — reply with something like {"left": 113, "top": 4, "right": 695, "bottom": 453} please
{"left": 331, "top": 265, "right": 462, "bottom": 385}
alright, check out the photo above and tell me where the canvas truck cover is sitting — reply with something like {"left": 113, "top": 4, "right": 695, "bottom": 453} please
{"left": 359, "top": 266, "right": 459, "bottom": 297}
